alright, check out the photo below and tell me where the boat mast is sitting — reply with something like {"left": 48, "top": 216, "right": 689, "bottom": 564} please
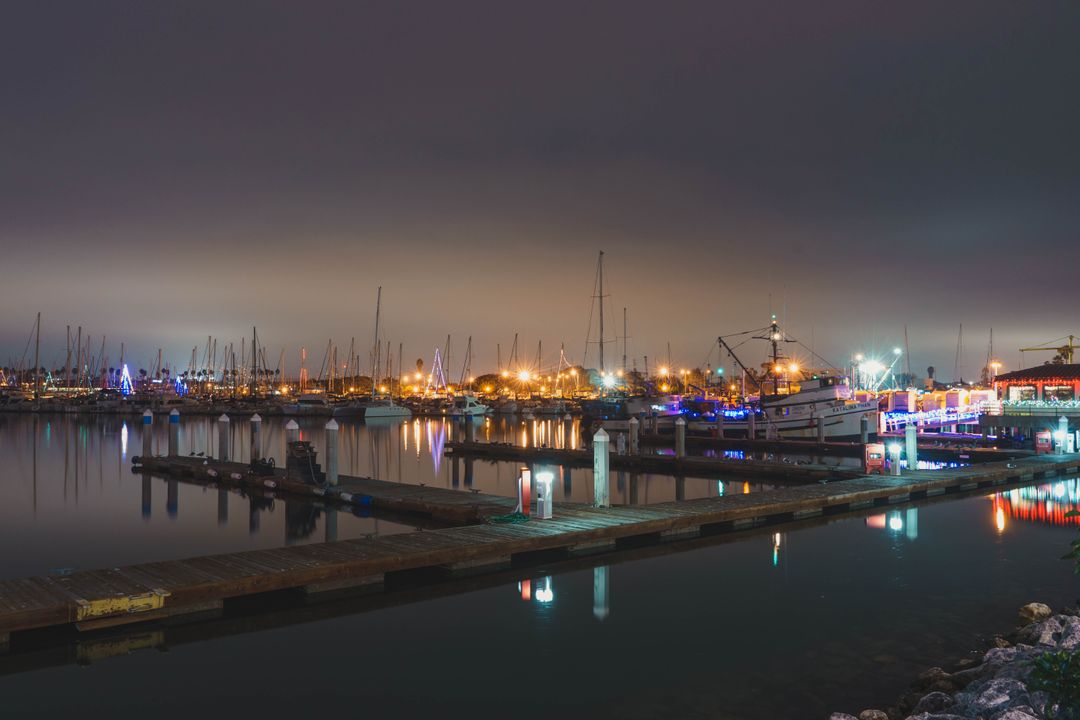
{"left": 371, "top": 286, "right": 382, "bottom": 398}
{"left": 598, "top": 251, "right": 605, "bottom": 373}
{"left": 251, "top": 326, "right": 258, "bottom": 397}
{"left": 622, "top": 307, "right": 628, "bottom": 375}
{"left": 33, "top": 312, "right": 41, "bottom": 399}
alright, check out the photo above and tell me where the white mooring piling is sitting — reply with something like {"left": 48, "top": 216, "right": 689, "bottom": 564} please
{"left": 628, "top": 417, "right": 640, "bottom": 455}
{"left": 285, "top": 419, "right": 300, "bottom": 449}
{"left": 816, "top": 416, "right": 825, "bottom": 443}
{"left": 250, "top": 413, "right": 262, "bottom": 461}
{"left": 217, "top": 414, "right": 231, "bottom": 461}
{"left": 860, "top": 415, "right": 870, "bottom": 445}
{"left": 747, "top": 413, "right": 757, "bottom": 441}
{"left": 1059, "top": 416, "right": 1069, "bottom": 454}
{"left": 325, "top": 419, "right": 339, "bottom": 486}
{"left": 168, "top": 409, "right": 180, "bottom": 457}
{"left": 593, "top": 428, "right": 610, "bottom": 508}
{"left": 675, "top": 416, "right": 687, "bottom": 458}
{"left": 905, "top": 422, "right": 918, "bottom": 469}
{"left": 142, "top": 409, "right": 153, "bottom": 457}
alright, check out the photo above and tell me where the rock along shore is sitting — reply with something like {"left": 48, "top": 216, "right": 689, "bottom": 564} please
{"left": 831, "top": 603, "right": 1080, "bottom": 720}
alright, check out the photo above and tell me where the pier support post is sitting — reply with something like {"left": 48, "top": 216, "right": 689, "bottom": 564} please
{"left": 860, "top": 415, "right": 870, "bottom": 445}
{"left": 1059, "top": 416, "right": 1069, "bottom": 454}
{"left": 217, "top": 414, "right": 230, "bottom": 461}
{"left": 250, "top": 413, "right": 262, "bottom": 461}
{"left": 816, "top": 416, "right": 825, "bottom": 443}
{"left": 593, "top": 428, "right": 610, "bottom": 508}
{"left": 168, "top": 409, "right": 180, "bottom": 457}
{"left": 716, "top": 410, "right": 724, "bottom": 439}
{"left": 628, "top": 417, "right": 639, "bottom": 455}
{"left": 466, "top": 419, "right": 475, "bottom": 443}
{"left": 747, "top": 413, "right": 757, "bottom": 440}
{"left": 675, "top": 416, "right": 686, "bottom": 458}
{"left": 284, "top": 419, "right": 300, "bottom": 450}
{"left": 325, "top": 419, "right": 339, "bottom": 486}
{"left": 142, "top": 409, "right": 153, "bottom": 458}
{"left": 905, "top": 423, "right": 918, "bottom": 470}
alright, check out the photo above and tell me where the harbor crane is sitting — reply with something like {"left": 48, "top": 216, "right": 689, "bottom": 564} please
{"left": 1019, "top": 335, "right": 1079, "bottom": 365}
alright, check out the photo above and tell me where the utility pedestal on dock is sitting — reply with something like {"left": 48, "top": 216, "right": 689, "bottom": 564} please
{"left": 168, "top": 409, "right": 180, "bottom": 457}
{"left": 142, "top": 410, "right": 153, "bottom": 457}
{"left": 217, "top": 414, "right": 230, "bottom": 462}
{"left": 905, "top": 423, "right": 918, "bottom": 469}
{"left": 593, "top": 428, "right": 610, "bottom": 508}
{"left": 250, "top": 413, "right": 262, "bottom": 461}
{"left": 675, "top": 417, "right": 687, "bottom": 458}
{"left": 325, "top": 419, "right": 339, "bottom": 486}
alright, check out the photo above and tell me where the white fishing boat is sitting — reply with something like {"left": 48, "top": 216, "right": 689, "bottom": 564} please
{"left": 445, "top": 393, "right": 490, "bottom": 416}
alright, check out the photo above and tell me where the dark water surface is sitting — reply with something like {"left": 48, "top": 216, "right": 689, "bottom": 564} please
{"left": 1, "top": 414, "right": 1078, "bottom": 719}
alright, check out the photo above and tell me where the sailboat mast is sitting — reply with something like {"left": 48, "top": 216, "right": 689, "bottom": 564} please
{"left": 622, "top": 307, "right": 627, "bottom": 374}
{"left": 33, "top": 312, "right": 41, "bottom": 399}
{"left": 370, "top": 286, "right": 382, "bottom": 397}
{"left": 598, "top": 251, "right": 605, "bottom": 372}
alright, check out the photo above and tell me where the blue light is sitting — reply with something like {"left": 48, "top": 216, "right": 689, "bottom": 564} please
{"left": 119, "top": 364, "right": 134, "bottom": 396}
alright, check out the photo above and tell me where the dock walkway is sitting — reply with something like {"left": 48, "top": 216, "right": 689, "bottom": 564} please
{"left": 2, "top": 453, "right": 1077, "bottom": 640}
{"left": 132, "top": 455, "right": 517, "bottom": 524}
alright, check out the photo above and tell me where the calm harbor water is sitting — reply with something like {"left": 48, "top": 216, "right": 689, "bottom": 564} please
{"left": 0, "top": 414, "right": 782, "bottom": 579}
{"left": 1, "top": 414, "right": 1078, "bottom": 718}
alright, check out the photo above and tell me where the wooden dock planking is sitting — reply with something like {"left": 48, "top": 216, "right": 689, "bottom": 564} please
{"left": 132, "top": 454, "right": 516, "bottom": 523}
{"left": 444, "top": 441, "right": 863, "bottom": 481}
{"left": 2, "top": 453, "right": 1077, "bottom": 638}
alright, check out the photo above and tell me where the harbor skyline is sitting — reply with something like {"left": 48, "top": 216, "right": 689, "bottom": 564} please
{"left": 3, "top": 2, "right": 1079, "bottom": 375}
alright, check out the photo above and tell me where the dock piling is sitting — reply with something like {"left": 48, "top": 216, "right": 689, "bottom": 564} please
{"left": 715, "top": 410, "right": 724, "bottom": 439}
{"left": 675, "top": 416, "right": 687, "bottom": 458}
{"left": 816, "top": 417, "right": 825, "bottom": 443}
{"left": 593, "top": 428, "right": 610, "bottom": 507}
{"left": 217, "top": 414, "right": 230, "bottom": 461}
{"left": 747, "top": 413, "right": 757, "bottom": 440}
{"left": 284, "top": 419, "right": 300, "bottom": 449}
{"left": 142, "top": 410, "right": 153, "bottom": 457}
{"left": 325, "top": 419, "right": 339, "bottom": 486}
{"left": 168, "top": 409, "right": 180, "bottom": 457}
{"left": 250, "top": 413, "right": 262, "bottom": 461}
{"left": 1059, "top": 416, "right": 1069, "bottom": 455}
{"left": 860, "top": 415, "right": 870, "bottom": 445}
{"left": 628, "top": 417, "right": 639, "bottom": 455}
{"left": 905, "top": 423, "right": 918, "bottom": 469}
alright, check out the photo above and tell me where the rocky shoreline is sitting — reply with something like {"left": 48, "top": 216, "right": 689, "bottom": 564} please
{"left": 831, "top": 603, "right": 1080, "bottom": 720}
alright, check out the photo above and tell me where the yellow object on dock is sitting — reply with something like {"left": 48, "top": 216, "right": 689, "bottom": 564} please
{"left": 74, "top": 589, "right": 170, "bottom": 621}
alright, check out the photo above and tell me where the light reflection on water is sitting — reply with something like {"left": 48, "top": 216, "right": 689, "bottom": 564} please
{"left": 0, "top": 413, "right": 785, "bottom": 579}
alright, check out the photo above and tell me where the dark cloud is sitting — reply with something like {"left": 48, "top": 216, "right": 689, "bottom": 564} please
{"left": 2, "top": 1, "right": 1078, "bottom": 378}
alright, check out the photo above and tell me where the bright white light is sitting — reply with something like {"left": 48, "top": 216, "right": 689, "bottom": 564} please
{"left": 859, "top": 360, "right": 886, "bottom": 375}
{"left": 518, "top": 370, "right": 531, "bottom": 382}
{"left": 893, "top": 347, "right": 902, "bottom": 355}
{"left": 602, "top": 375, "right": 616, "bottom": 388}
{"left": 888, "top": 443, "right": 902, "bottom": 456}
{"left": 888, "top": 515, "right": 904, "bottom": 531}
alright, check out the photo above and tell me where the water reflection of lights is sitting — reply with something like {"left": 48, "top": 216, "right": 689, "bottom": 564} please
{"left": 120, "top": 422, "right": 128, "bottom": 457}
{"left": 866, "top": 509, "right": 919, "bottom": 540}
{"left": 535, "top": 576, "right": 554, "bottom": 603}
{"left": 772, "top": 533, "right": 782, "bottom": 567}
{"left": 990, "top": 480, "right": 1080, "bottom": 528}
{"left": 717, "top": 480, "right": 725, "bottom": 496}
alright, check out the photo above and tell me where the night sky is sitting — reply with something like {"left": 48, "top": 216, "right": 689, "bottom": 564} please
{"left": 3, "top": 1, "right": 1079, "bottom": 379}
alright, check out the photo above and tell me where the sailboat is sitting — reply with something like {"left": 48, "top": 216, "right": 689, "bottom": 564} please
{"left": 335, "top": 287, "right": 411, "bottom": 420}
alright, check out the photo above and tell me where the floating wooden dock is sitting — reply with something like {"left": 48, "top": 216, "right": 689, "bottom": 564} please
{"left": 445, "top": 440, "right": 864, "bottom": 481}
{"left": 131, "top": 455, "right": 517, "bottom": 524}
{"left": 2, "top": 453, "right": 1077, "bottom": 642}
